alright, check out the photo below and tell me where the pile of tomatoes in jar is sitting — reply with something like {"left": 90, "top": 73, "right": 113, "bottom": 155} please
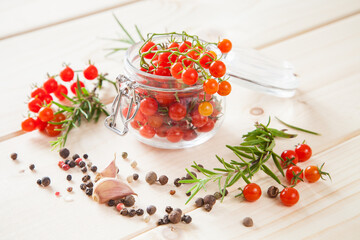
{"left": 21, "top": 64, "right": 99, "bottom": 136}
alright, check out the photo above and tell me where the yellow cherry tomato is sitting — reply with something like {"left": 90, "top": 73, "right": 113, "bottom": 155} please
{"left": 198, "top": 101, "right": 213, "bottom": 116}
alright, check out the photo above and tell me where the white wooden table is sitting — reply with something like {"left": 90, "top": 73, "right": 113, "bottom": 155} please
{"left": 1, "top": 0, "right": 360, "bottom": 239}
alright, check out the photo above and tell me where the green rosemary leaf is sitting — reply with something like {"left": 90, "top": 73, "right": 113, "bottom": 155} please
{"left": 242, "top": 174, "right": 251, "bottom": 184}
{"left": 51, "top": 101, "right": 74, "bottom": 112}
{"left": 268, "top": 128, "right": 297, "bottom": 138}
{"left": 213, "top": 168, "right": 231, "bottom": 173}
{"left": 227, "top": 171, "right": 242, "bottom": 187}
{"left": 79, "top": 108, "right": 89, "bottom": 119}
{"left": 185, "top": 184, "right": 202, "bottom": 204}
{"left": 113, "top": 14, "right": 135, "bottom": 43}
{"left": 276, "top": 117, "right": 321, "bottom": 135}
{"left": 135, "top": 25, "right": 145, "bottom": 41}
{"left": 272, "top": 153, "right": 285, "bottom": 176}
{"left": 61, "top": 93, "right": 76, "bottom": 103}
{"left": 266, "top": 140, "right": 275, "bottom": 151}
{"left": 178, "top": 179, "right": 198, "bottom": 184}
{"left": 241, "top": 139, "right": 265, "bottom": 146}
{"left": 185, "top": 168, "right": 198, "bottom": 180}
{"left": 191, "top": 163, "right": 216, "bottom": 175}
{"left": 261, "top": 165, "right": 281, "bottom": 184}
{"left": 226, "top": 145, "right": 253, "bottom": 159}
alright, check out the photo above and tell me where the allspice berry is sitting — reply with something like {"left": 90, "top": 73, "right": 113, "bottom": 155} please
{"left": 133, "top": 173, "right": 139, "bottom": 181}
{"left": 158, "top": 175, "right": 168, "bottom": 185}
{"left": 182, "top": 215, "right": 192, "bottom": 224}
{"left": 169, "top": 211, "right": 181, "bottom": 224}
{"left": 123, "top": 195, "right": 135, "bottom": 207}
{"left": 204, "top": 194, "right": 216, "bottom": 206}
{"left": 146, "top": 205, "right": 156, "bottom": 215}
{"left": 59, "top": 148, "right": 70, "bottom": 159}
{"left": 195, "top": 197, "right": 204, "bottom": 207}
{"left": 10, "top": 153, "right": 17, "bottom": 160}
{"left": 72, "top": 154, "right": 80, "bottom": 161}
{"left": 90, "top": 166, "right": 97, "bottom": 172}
{"left": 29, "top": 164, "right": 35, "bottom": 171}
{"left": 267, "top": 186, "right": 279, "bottom": 198}
{"left": 173, "top": 208, "right": 182, "bottom": 215}
{"left": 120, "top": 208, "right": 128, "bottom": 216}
{"left": 243, "top": 217, "right": 253, "bottom": 227}
{"left": 41, "top": 177, "right": 51, "bottom": 187}
{"left": 145, "top": 171, "right": 157, "bottom": 184}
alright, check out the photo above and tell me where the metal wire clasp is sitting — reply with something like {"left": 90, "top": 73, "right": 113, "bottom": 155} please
{"left": 104, "top": 74, "right": 140, "bottom": 136}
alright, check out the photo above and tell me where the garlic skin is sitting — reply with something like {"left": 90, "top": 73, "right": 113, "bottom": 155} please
{"left": 93, "top": 177, "right": 135, "bottom": 204}
{"left": 100, "top": 159, "right": 118, "bottom": 178}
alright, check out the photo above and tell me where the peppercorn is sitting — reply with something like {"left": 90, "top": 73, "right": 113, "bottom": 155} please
{"left": 29, "top": 164, "right": 35, "bottom": 171}
{"left": 145, "top": 171, "right": 157, "bottom": 184}
{"left": 169, "top": 211, "right": 181, "bottom": 224}
{"left": 69, "top": 160, "right": 76, "bottom": 168}
{"left": 222, "top": 188, "right": 229, "bottom": 196}
{"left": 108, "top": 199, "right": 115, "bottom": 207}
{"left": 79, "top": 161, "right": 85, "bottom": 168}
{"left": 243, "top": 217, "right": 253, "bottom": 227}
{"left": 55, "top": 192, "right": 60, "bottom": 197}
{"left": 136, "top": 209, "right": 144, "bottom": 216}
{"left": 197, "top": 164, "right": 204, "bottom": 171}
{"left": 267, "top": 186, "right": 279, "bottom": 198}
{"left": 81, "top": 167, "right": 87, "bottom": 173}
{"left": 158, "top": 175, "right": 168, "bottom": 185}
{"left": 41, "top": 177, "right": 51, "bottom": 187}
{"left": 163, "top": 214, "right": 170, "bottom": 224}
{"left": 214, "top": 192, "right": 222, "bottom": 200}
{"left": 146, "top": 205, "right": 156, "bottom": 215}
{"left": 82, "top": 175, "right": 90, "bottom": 182}
{"left": 126, "top": 175, "right": 133, "bottom": 183}
{"left": 186, "top": 191, "right": 191, "bottom": 196}
{"left": 122, "top": 152, "right": 128, "bottom": 159}
{"left": 67, "top": 187, "right": 73, "bottom": 192}
{"left": 186, "top": 171, "right": 197, "bottom": 179}
{"left": 130, "top": 161, "right": 137, "bottom": 168}
{"left": 204, "top": 204, "right": 212, "bottom": 212}
{"left": 65, "top": 159, "right": 70, "bottom": 165}
{"left": 87, "top": 162, "right": 92, "bottom": 167}
{"left": 36, "top": 179, "right": 42, "bottom": 186}
{"left": 80, "top": 184, "right": 86, "bottom": 190}
{"left": 128, "top": 209, "right": 136, "bottom": 217}
{"left": 165, "top": 206, "right": 173, "bottom": 214}
{"left": 204, "top": 195, "right": 216, "bottom": 206}
{"left": 174, "top": 178, "right": 181, "bottom": 187}
{"left": 72, "top": 154, "right": 80, "bottom": 161}
{"left": 170, "top": 190, "right": 176, "bottom": 195}
{"left": 120, "top": 208, "right": 128, "bottom": 216}
{"left": 86, "top": 182, "right": 93, "bottom": 188}
{"left": 90, "top": 166, "right": 97, "bottom": 172}
{"left": 173, "top": 208, "right": 182, "bottom": 215}
{"left": 123, "top": 195, "right": 135, "bottom": 207}
{"left": 181, "top": 177, "right": 186, "bottom": 181}
{"left": 10, "top": 153, "right": 17, "bottom": 160}
{"left": 85, "top": 188, "right": 93, "bottom": 196}
{"left": 66, "top": 175, "right": 72, "bottom": 181}
{"left": 116, "top": 203, "right": 124, "bottom": 211}
{"left": 133, "top": 173, "right": 139, "bottom": 181}
{"left": 83, "top": 154, "right": 88, "bottom": 159}
{"left": 195, "top": 197, "right": 204, "bottom": 207}
{"left": 59, "top": 148, "right": 70, "bottom": 159}
{"left": 182, "top": 215, "right": 192, "bottom": 224}
{"left": 157, "top": 219, "right": 164, "bottom": 225}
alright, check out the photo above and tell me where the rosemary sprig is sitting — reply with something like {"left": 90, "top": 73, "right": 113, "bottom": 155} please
{"left": 180, "top": 117, "right": 298, "bottom": 204}
{"left": 276, "top": 117, "right": 321, "bottom": 135}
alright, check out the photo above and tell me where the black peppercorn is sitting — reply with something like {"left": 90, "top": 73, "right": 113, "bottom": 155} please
{"left": 195, "top": 197, "right": 204, "bottom": 207}
{"left": 36, "top": 179, "right": 42, "bottom": 185}
{"left": 204, "top": 204, "right": 212, "bottom": 212}
{"left": 10, "top": 153, "right": 17, "bottom": 160}
{"left": 69, "top": 160, "right": 76, "bottom": 168}
{"left": 85, "top": 188, "right": 93, "bottom": 196}
{"left": 80, "top": 184, "right": 86, "bottom": 191}
{"left": 29, "top": 164, "right": 35, "bottom": 171}
{"left": 81, "top": 167, "right": 87, "bottom": 173}
{"left": 267, "top": 186, "right": 279, "bottom": 198}
{"left": 133, "top": 173, "right": 139, "bottom": 181}
{"left": 186, "top": 171, "right": 197, "bottom": 179}
{"left": 128, "top": 209, "right": 136, "bottom": 217}
{"left": 82, "top": 175, "right": 90, "bottom": 182}
{"left": 83, "top": 154, "right": 88, "bottom": 159}
{"left": 120, "top": 208, "right": 128, "bottom": 216}
{"left": 72, "top": 154, "right": 80, "bottom": 161}
{"left": 67, "top": 187, "right": 73, "bottom": 192}
{"left": 86, "top": 182, "right": 93, "bottom": 188}
{"left": 158, "top": 175, "right": 168, "bottom": 185}
{"left": 59, "top": 148, "right": 70, "bottom": 159}
{"left": 65, "top": 159, "right": 70, "bottom": 165}
{"left": 174, "top": 178, "right": 181, "bottom": 187}
{"left": 204, "top": 195, "right": 216, "bottom": 206}
{"left": 79, "top": 161, "right": 86, "bottom": 168}
{"left": 186, "top": 191, "right": 191, "bottom": 196}
{"left": 157, "top": 219, "right": 164, "bottom": 225}
{"left": 214, "top": 192, "right": 222, "bottom": 200}
{"left": 146, "top": 205, "right": 156, "bottom": 215}
{"left": 165, "top": 206, "right": 173, "bottom": 214}
{"left": 108, "top": 200, "right": 115, "bottom": 206}
{"left": 41, "top": 177, "right": 51, "bottom": 187}
{"left": 123, "top": 195, "right": 135, "bottom": 207}
{"left": 243, "top": 217, "right": 253, "bottom": 227}
{"left": 169, "top": 211, "right": 181, "bottom": 224}
{"left": 66, "top": 175, "right": 72, "bottom": 181}
{"left": 122, "top": 152, "right": 128, "bottom": 159}
{"left": 182, "top": 215, "right": 192, "bottom": 224}
{"left": 90, "top": 166, "right": 97, "bottom": 172}
{"left": 145, "top": 171, "right": 157, "bottom": 184}
{"left": 136, "top": 209, "right": 144, "bottom": 216}
{"left": 163, "top": 214, "right": 170, "bottom": 224}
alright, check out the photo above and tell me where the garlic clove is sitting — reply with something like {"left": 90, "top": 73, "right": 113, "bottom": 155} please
{"left": 93, "top": 177, "right": 136, "bottom": 204}
{"left": 100, "top": 158, "right": 118, "bottom": 178}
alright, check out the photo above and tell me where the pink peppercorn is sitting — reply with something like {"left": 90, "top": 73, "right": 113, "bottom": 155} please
{"left": 58, "top": 161, "right": 64, "bottom": 168}
{"left": 116, "top": 203, "right": 124, "bottom": 211}
{"left": 62, "top": 164, "right": 70, "bottom": 171}
{"left": 75, "top": 158, "right": 83, "bottom": 165}
{"left": 55, "top": 192, "right": 60, "bottom": 197}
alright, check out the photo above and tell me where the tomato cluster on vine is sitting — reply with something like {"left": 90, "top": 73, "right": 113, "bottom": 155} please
{"left": 21, "top": 63, "right": 99, "bottom": 136}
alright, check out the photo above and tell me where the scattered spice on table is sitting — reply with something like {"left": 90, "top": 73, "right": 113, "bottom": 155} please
{"left": 159, "top": 175, "right": 168, "bottom": 185}
{"left": 83, "top": 154, "right": 88, "bottom": 159}
{"left": 267, "top": 186, "right": 279, "bottom": 198}
{"left": 90, "top": 166, "right": 97, "bottom": 172}
{"left": 165, "top": 206, "right": 173, "bottom": 214}
{"left": 36, "top": 179, "right": 42, "bottom": 186}
{"left": 59, "top": 148, "right": 70, "bottom": 159}
{"left": 182, "top": 215, "right": 192, "bottom": 224}
{"left": 146, "top": 205, "right": 156, "bottom": 215}
{"left": 41, "top": 177, "right": 51, "bottom": 187}
{"left": 170, "top": 190, "right": 176, "bottom": 195}
{"left": 10, "top": 153, "right": 17, "bottom": 160}
{"left": 145, "top": 171, "right": 157, "bottom": 184}
{"left": 195, "top": 197, "right": 204, "bottom": 207}
{"left": 67, "top": 187, "right": 73, "bottom": 192}
{"left": 66, "top": 175, "right": 72, "bottom": 181}
{"left": 174, "top": 178, "right": 181, "bottom": 187}
{"left": 123, "top": 195, "right": 135, "bottom": 207}
{"left": 243, "top": 217, "right": 253, "bottom": 227}
{"left": 29, "top": 164, "right": 35, "bottom": 171}
{"left": 133, "top": 173, "right": 139, "bottom": 181}
{"left": 130, "top": 161, "right": 137, "bottom": 168}
{"left": 136, "top": 209, "right": 144, "bottom": 216}
{"left": 122, "top": 152, "right": 128, "bottom": 159}
{"left": 72, "top": 154, "right": 80, "bottom": 161}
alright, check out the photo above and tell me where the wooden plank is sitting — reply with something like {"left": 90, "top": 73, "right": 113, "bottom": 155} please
{"left": 1, "top": 0, "right": 360, "bottom": 138}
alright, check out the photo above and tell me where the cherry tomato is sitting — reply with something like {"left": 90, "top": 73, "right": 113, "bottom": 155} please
{"left": 209, "top": 60, "right": 226, "bottom": 78}
{"left": 21, "top": 118, "right": 36, "bottom": 132}
{"left": 199, "top": 92, "right": 212, "bottom": 101}
{"left": 70, "top": 81, "right": 85, "bottom": 94}
{"left": 168, "top": 42, "right": 179, "bottom": 50}
{"left": 199, "top": 52, "right": 215, "bottom": 69}
{"left": 197, "top": 119, "right": 215, "bottom": 132}
{"left": 281, "top": 150, "right": 299, "bottom": 168}
{"left": 28, "top": 98, "right": 42, "bottom": 113}
{"left": 203, "top": 79, "right": 219, "bottom": 95}
{"left": 169, "top": 103, "right": 186, "bottom": 121}
{"left": 179, "top": 41, "right": 192, "bottom": 52}
{"left": 60, "top": 67, "right": 74, "bottom": 82}
{"left": 177, "top": 55, "right": 193, "bottom": 67}
{"left": 170, "top": 62, "right": 184, "bottom": 79}
{"left": 155, "top": 92, "right": 176, "bottom": 106}
{"left": 139, "top": 125, "right": 156, "bottom": 138}
{"left": 83, "top": 65, "right": 98, "bottom": 80}
{"left": 182, "top": 129, "right": 197, "bottom": 141}
{"left": 159, "top": 52, "right": 177, "bottom": 64}
{"left": 217, "top": 81, "right": 232, "bottom": 96}
{"left": 43, "top": 94, "right": 53, "bottom": 104}
{"left": 243, "top": 183, "right": 262, "bottom": 202}
{"left": 147, "top": 114, "right": 164, "bottom": 128}
{"left": 53, "top": 113, "right": 66, "bottom": 123}
{"left": 209, "top": 51, "right": 217, "bottom": 59}
{"left": 154, "top": 66, "right": 171, "bottom": 76}
{"left": 140, "top": 97, "right": 158, "bottom": 116}
{"left": 43, "top": 78, "right": 58, "bottom": 93}
{"left": 305, "top": 165, "right": 324, "bottom": 183}
{"left": 156, "top": 124, "right": 168, "bottom": 137}
{"left": 191, "top": 110, "right": 208, "bottom": 127}
{"left": 54, "top": 84, "right": 68, "bottom": 100}
{"left": 295, "top": 143, "right": 312, "bottom": 162}
{"left": 35, "top": 117, "right": 47, "bottom": 131}
{"left": 280, "top": 187, "right": 299, "bottom": 206}
{"left": 166, "top": 127, "right": 183, "bottom": 142}
{"left": 198, "top": 101, "right": 213, "bottom": 116}
{"left": 141, "top": 41, "right": 158, "bottom": 59}
{"left": 218, "top": 39, "right": 232, "bottom": 53}
{"left": 181, "top": 68, "right": 198, "bottom": 85}
{"left": 38, "top": 107, "right": 54, "bottom": 122}
{"left": 187, "top": 49, "right": 200, "bottom": 60}
{"left": 130, "top": 120, "right": 140, "bottom": 130}
{"left": 45, "top": 123, "right": 62, "bottom": 137}
{"left": 286, "top": 166, "right": 303, "bottom": 185}
{"left": 31, "top": 88, "right": 46, "bottom": 100}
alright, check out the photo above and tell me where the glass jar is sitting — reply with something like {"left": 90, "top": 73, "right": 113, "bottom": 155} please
{"left": 105, "top": 35, "right": 226, "bottom": 149}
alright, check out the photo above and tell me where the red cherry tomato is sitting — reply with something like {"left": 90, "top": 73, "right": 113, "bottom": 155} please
{"left": 281, "top": 150, "right": 299, "bottom": 168}
{"left": 169, "top": 103, "right": 186, "bottom": 121}
{"left": 177, "top": 55, "right": 193, "bottom": 67}
{"left": 156, "top": 124, "right": 168, "bottom": 137}
{"left": 38, "top": 107, "right": 54, "bottom": 122}
{"left": 54, "top": 84, "right": 68, "bottom": 100}
{"left": 139, "top": 125, "right": 156, "bottom": 138}
{"left": 295, "top": 143, "right": 312, "bottom": 162}
{"left": 147, "top": 114, "right": 164, "bottom": 128}
{"left": 31, "top": 88, "right": 46, "bottom": 100}
{"left": 45, "top": 123, "right": 62, "bottom": 137}
{"left": 187, "top": 49, "right": 200, "bottom": 60}
{"left": 60, "top": 67, "right": 74, "bottom": 82}
{"left": 305, "top": 164, "right": 331, "bottom": 183}
{"left": 217, "top": 81, "right": 232, "bottom": 96}
{"left": 154, "top": 66, "right": 171, "bottom": 76}
{"left": 53, "top": 113, "right": 66, "bottom": 123}
{"left": 28, "top": 98, "right": 43, "bottom": 113}
{"left": 179, "top": 41, "right": 192, "bottom": 52}
{"left": 70, "top": 81, "right": 85, "bottom": 94}
{"left": 209, "top": 60, "right": 226, "bottom": 78}
{"left": 141, "top": 41, "right": 158, "bottom": 59}
{"left": 35, "top": 117, "right": 47, "bottom": 131}
{"left": 243, "top": 183, "right": 262, "bottom": 202}
{"left": 43, "top": 78, "right": 58, "bottom": 93}
{"left": 199, "top": 52, "right": 215, "bottom": 69}
{"left": 130, "top": 120, "right": 140, "bottom": 130}
{"left": 140, "top": 97, "right": 158, "bottom": 116}
{"left": 155, "top": 92, "right": 176, "bottom": 106}
{"left": 280, "top": 187, "right": 299, "bottom": 206}
{"left": 159, "top": 52, "right": 177, "bottom": 64}
{"left": 166, "top": 127, "right": 183, "bottom": 142}
{"left": 168, "top": 42, "right": 179, "bottom": 50}
{"left": 286, "top": 166, "right": 303, "bottom": 185}
{"left": 43, "top": 94, "right": 53, "bottom": 104}
{"left": 21, "top": 118, "right": 36, "bottom": 132}
{"left": 170, "top": 62, "right": 184, "bottom": 79}
{"left": 218, "top": 39, "right": 232, "bottom": 53}
{"left": 197, "top": 119, "right": 215, "bottom": 132}
{"left": 182, "top": 129, "right": 197, "bottom": 141}
{"left": 182, "top": 68, "right": 198, "bottom": 85}
{"left": 199, "top": 92, "right": 212, "bottom": 101}
{"left": 83, "top": 65, "right": 98, "bottom": 80}
{"left": 203, "top": 79, "right": 219, "bottom": 95}
{"left": 191, "top": 109, "right": 208, "bottom": 128}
